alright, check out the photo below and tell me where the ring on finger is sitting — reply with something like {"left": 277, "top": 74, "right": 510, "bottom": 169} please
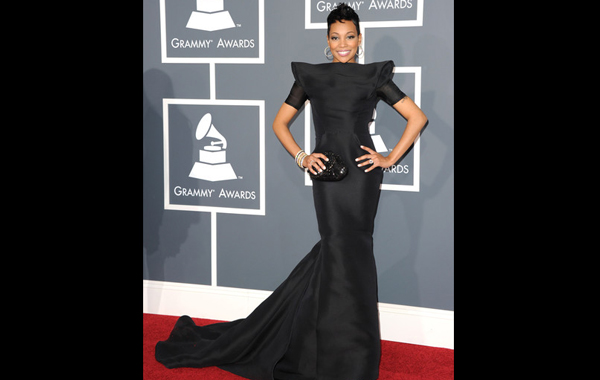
{"left": 369, "top": 159, "right": 374, "bottom": 164}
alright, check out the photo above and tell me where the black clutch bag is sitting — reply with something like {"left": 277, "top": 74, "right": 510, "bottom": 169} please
{"left": 309, "top": 151, "right": 348, "bottom": 181}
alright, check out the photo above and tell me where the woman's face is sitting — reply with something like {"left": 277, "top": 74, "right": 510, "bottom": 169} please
{"left": 327, "top": 20, "right": 362, "bottom": 63}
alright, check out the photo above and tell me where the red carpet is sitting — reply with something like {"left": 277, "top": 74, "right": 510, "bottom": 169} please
{"left": 144, "top": 313, "right": 453, "bottom": 380}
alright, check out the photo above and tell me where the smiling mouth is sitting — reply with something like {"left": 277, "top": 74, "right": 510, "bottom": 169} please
{"left": 337, "top": 50, "right": 351, "bottom": 57}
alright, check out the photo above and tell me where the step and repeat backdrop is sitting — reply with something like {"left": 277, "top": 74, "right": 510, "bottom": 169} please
{"left": 143, "top": 0, "right": 454, "bottom": 311}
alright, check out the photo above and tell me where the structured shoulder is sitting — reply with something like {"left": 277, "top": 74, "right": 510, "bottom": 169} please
{"left": 372, "top": 60, "right": 396, "bottom": 88}
{"left": 290, "top": 62, "right": 311, "bottom": 88}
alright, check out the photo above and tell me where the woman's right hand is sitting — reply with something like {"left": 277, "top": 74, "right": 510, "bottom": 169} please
{"left": 302, "top": 152, "right": 329, "bottom": 175}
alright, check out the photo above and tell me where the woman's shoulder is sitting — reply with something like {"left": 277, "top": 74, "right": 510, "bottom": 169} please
{"left": 370, "top": 61, "right": 397, "bottom": 88}
{"left": 290, "top": 62, "right": 330, "bottom": 87}
{"left": 364, "top": 60, "right": 395, "bottom": 67}
{"left": 363, "top": 60, "right": 396, "bottom": 74}
{"left": 290, "top": 60, "right": 396, "bottom": 87}
{"left": 291, "top": 61, "right": 329, "bottom": 72}
{"left": 291, "top": 60, "right": 394, "bottom": 71}
{"left": 291, "top": 60, "right": 394, "bottom": 73}
{"left": 291, "top": 60, "right": 394, "bottom": 68}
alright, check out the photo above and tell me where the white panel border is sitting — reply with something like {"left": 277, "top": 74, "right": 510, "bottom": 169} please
{"left": 162, "top": 98, "right": 266, "bottom": 215}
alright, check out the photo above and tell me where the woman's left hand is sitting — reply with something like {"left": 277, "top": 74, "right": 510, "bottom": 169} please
{"left": 355, "top": 145, "right": 394, "bottom": 172}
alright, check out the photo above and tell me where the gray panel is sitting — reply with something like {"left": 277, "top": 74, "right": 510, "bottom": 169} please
{"left": 143, "top": 0, "right": 454, "bottom": 311}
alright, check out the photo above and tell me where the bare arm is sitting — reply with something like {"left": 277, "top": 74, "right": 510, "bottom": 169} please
{"left": 272, "top": 102, "right": 303, "bottom": 158}
{"left": 356, "top": 96, "right": 428, "bottom": 172}
{"left": 272, "top": 102, "right": 328, "bottom": 175}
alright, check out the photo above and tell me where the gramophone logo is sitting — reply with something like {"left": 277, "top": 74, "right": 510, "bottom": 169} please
{"left": 186, "top": 0, "right": 236, "bottom": 32}
{"left": 163, "top": 99, "right": 265, "bottom": 214}
{"left": 189, "top": 112, "right": 237, "bottom": 181}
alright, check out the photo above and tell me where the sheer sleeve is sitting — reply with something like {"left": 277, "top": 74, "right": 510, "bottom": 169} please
{"left": 376, "top": 80, "right": 406, "bottom": 107}
{"left": 284, "top": 81, "right": 308, "bottom": 110}
{"left": 375, "top": 60, "right": 407, "bottom": 107}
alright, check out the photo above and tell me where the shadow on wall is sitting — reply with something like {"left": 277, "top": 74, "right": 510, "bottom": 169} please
{"left": 143, "top": 68, "right": 201, "bottom": 286}
{"left": 372, "top": 32, "right": 454, "bottom": 309}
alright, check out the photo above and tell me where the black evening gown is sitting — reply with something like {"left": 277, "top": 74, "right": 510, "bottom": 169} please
{"left": 155, "top": 60, "right": 406, "bottom": 380}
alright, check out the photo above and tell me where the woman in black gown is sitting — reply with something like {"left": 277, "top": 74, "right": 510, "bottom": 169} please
{"left": 155, "top": 4, "right": 427, "bottom": 380}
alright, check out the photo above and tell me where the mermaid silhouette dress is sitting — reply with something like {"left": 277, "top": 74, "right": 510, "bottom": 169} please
{"left": 155, "top": 60, "right": 406, "bottom": 380}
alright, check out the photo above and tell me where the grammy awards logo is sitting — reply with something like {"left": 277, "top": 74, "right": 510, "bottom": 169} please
{"left": 307, "top": 0, "right": 422, "bottom": 29}
{"left": 186, "top": 0, "right": 236, "bottom": 32}
{"left": 189, "top": 112, "right": 238, "bottom": 181}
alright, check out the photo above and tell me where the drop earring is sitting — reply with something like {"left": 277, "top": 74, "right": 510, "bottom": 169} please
{"left": 356, "top": 45, "right": 364, "bottom": 57}
{"left": 324, "top": 46, "right": 333, "bottom": 60}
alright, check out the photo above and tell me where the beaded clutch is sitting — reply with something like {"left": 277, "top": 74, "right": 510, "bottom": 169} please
{"left": 309, "top": 151, "right": 348, "bottom": 181}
